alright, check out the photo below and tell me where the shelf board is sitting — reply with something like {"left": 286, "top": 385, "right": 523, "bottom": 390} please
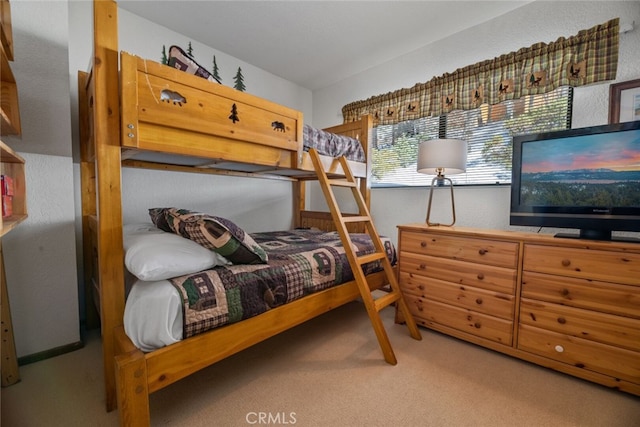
{"left": 0, "top": 0, "right": 13, "bottom": 61}
{"left": 0, "top": 40, "right": 19, "bottom": 136}
{"left": 0, "top": 139, "right": 23, "bottom": 163}
{"left": 0, "top": 215, "right": 26, "bottom": 237}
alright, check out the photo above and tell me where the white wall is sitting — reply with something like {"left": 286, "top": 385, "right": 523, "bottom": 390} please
{"left": 3, "top": 154, "right": 79, "bottom": 356}
{"left": 312, "top": 1, "right": 640, "bottom": 243}
{"left": 3, "top": 0, "right": 79, "bottom": 358}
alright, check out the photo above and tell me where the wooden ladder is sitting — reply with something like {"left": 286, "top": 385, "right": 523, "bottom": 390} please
{"left": 308, "top": 149, "right": 421, "bottom": 365}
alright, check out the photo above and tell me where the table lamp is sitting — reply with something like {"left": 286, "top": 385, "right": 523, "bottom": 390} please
{"left": 417, "top": 138, "right": 467, "bottom": 226}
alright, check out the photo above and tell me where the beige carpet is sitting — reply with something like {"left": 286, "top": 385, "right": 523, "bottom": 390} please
{"left": 2, "top": 302, "right": 639, "bottom": 426}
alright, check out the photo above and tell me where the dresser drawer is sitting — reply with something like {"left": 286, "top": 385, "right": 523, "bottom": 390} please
{"left": 399, "top": 252, "right": 516, "bottom": 294}
{"left": 400, "top": 231, "right": 518, "bottom": 268}
{"left": 399, "top": 272, "right": 514, "bottom": 320}
{"left": 522, "top": 271, "right": 640, "bottom": 319}
{"left": 520, "top": 298, "right": 640, "bottom": 352}
{"left": 518, "top": 324, "right": 640, "bottom": 384}
{"left": 404, "top": 295, "right": 513, "bottom": 345}
{"left": 523, "top": 244, "right": 640, "bottom": 286}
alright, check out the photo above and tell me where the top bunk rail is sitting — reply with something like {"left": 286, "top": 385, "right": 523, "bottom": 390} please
{"left": 80, "top": 49, "right": 372, "bottom": 181}
{"left": 120, "top": 52, "right": 304, "bottom": 170}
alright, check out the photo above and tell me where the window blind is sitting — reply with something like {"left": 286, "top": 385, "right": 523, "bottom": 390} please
{"left": 371, "top": 86, "right": 573, "bottom": 187}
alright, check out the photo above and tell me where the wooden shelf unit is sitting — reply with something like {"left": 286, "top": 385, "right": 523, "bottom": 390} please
{"left": 0, "top": 0, "right": 22, "bottom": 389}
{"left": 0, "top": 0, "right": 13, "bottom": 61}
{"left": 397, "top": 224, "right": 640, "bottom": 396}
{"left": 0, "top": 1, "right": 19, "bottom": 137}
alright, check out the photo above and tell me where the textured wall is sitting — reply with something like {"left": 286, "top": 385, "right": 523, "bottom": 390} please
{"left": 3, "top": 1, "right": 80, "bottom": 357}
{"left": 3, "top": 154, "right": 79, "bottom": 356}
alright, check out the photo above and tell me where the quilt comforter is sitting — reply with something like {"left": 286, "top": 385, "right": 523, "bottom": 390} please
{"left": 169, "top": 229, "right": 396, "bottom": 339}
{"left": 303, "top": 125, "right": 366, "bottom": 162}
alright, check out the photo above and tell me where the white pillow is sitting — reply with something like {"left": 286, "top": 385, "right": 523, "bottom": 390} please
{"left": 124, "top": 223, "right": 165, "bottom": 236}
{"left": 124, "top": 224, "right": 229, "bottom": 281}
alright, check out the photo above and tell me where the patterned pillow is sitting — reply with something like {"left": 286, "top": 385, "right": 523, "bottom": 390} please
{"left": 167, "top": 45, "right": 220, "bottom": 83}
{"left": 149, "top": 208, "right": 268, "bottom": 264}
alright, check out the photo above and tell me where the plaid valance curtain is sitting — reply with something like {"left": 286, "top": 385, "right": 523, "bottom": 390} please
{"left": 342, "top": 18, "right": 619, "bottom": 125}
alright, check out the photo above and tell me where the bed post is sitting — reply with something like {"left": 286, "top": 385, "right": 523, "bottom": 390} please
{"left": 292, "top": 114, "right": 305, "bottom": 229}
{"left": 293, "top": 179, "right": 305, "bottom": 229}
{"left": 359, "top": 115, "right": 373, "bottom": 208}
{"left": 92, "top": 0, "right": 125, "bottom": 412}
{"left": 115, "top": 326, "right": 151, "bottom": 426}
{"left": 78, "top": 70, "right": 101, "bottom": 331}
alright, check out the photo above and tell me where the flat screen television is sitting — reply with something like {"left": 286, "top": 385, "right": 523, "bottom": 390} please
{"left": 510, "top": 120, "right": 640, "bottom": 242}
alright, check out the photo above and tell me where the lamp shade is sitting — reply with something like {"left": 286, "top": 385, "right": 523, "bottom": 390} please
{"left": 417, "top": 138, "right": 467, "bottom": 175}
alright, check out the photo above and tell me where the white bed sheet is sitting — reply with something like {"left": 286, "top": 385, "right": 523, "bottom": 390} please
{"left": 123, "top": 279, "right": 183, "bottom": 352}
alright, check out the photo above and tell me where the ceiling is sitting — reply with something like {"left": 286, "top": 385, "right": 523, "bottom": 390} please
{"left": 119, "top": 1, "right": 532, "bottom": 91}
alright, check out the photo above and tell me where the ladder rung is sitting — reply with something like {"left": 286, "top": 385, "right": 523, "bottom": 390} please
{"left": 328, "top": 179, "right": 356, "bottom": 188}
{"left": 357, "top": 251, "right": 387, "bottom": 265}
{"left": 374, "top": 291, "right": 401, "bottom": 312}
{"left": 308, "top": 147, "right": 422, "bottom": 362}
{"left": 342, "top": 215, "right": 371, "bottom": 223}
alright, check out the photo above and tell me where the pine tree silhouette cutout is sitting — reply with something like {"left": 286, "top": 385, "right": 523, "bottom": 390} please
{"left": 229, "top": 103, "right": 240, "bottom": 123}
{"left": 234, "top": 67, "right": 246, "bottom": 92}
{"left": 161, "top": 45, "right": 168, "bottom": 65}
{"left": 212, "top": 55, "right": 222, "bottom": 84}
{"left": 187, "top": 42, "right": 194, "bottom": 57}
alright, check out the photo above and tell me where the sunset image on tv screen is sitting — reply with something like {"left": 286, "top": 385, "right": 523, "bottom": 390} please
{"left": 520, "top": 129, "right": 640, "bottom": 207}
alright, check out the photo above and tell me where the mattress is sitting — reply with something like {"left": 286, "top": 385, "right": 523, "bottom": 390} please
{"left": 124, "top": 228, "right": 396, "bottom": 351}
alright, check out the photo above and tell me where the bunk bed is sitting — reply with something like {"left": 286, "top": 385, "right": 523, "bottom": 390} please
{"left": 79, "top": 1, "right": 419, "bottom": 425}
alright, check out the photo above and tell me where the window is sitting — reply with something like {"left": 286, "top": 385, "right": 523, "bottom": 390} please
{"left": 370, "top": 86, "right": 573, "bottom": 187}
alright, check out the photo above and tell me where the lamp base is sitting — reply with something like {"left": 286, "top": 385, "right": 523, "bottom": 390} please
{"left": 426, "top": 176, "right": 457, "bottom": 226}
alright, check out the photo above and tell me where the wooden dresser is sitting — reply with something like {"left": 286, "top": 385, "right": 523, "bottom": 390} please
{"left": 397, "top": 224, "right": 640, "bottom": 396}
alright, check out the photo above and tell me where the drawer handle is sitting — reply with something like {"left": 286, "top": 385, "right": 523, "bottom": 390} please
{"left": 474, "top": 322, "right": 482, "bottom": 329}
{"left": 419, "top": 263, "right": 426, "bottom": 270}
{"left": 417, "top": 284, "right": 425, "bottom": 291}
{"left": 478, "top": 248, "right": 487, "bottom": 255}
{"left": 557, "top": 317, "right": 566, "bottom": 324}
{"left": 554, "top": 345, "right": 564, "bottom": 353}
{"left": 477, "top": 273, "right": 485, "bottom": 280}
{"left": 420, "top": 241, "right": 427, "bottom": 248}
{"left": 561, "top": 259, "right": 571, "bottom": 267}
{"left": 475, "top": 298, "right": 483, "bottom": 305}
{"left": 560, "top": 288, "right": 570, "bottom": 297}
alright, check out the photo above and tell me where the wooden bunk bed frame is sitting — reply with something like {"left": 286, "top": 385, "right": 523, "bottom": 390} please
{"left": 79, "top": 1, "right": 395, "bottom": 424}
